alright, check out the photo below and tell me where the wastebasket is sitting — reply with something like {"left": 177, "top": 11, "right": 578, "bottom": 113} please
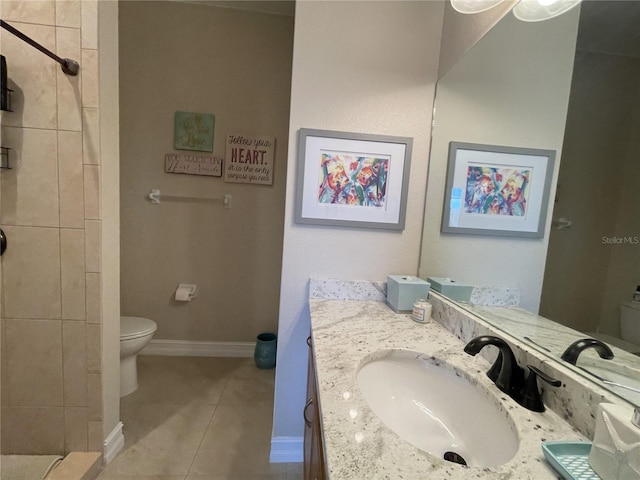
{"left": 254, "top": 332, "right": 277, "bottom": 369}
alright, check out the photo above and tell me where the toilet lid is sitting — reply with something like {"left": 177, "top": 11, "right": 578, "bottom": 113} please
{"left": 622, "top": 301, "right": 640, "bottom": 312}
{"left": 121, "top": 316, "right": 157, "bottom": 340}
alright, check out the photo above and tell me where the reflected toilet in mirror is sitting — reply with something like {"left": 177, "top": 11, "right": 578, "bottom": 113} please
{"left": 590, "top": 302, "right": 640, "bottom": 356}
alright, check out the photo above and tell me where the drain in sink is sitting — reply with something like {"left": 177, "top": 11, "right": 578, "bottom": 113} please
{"left": 443, "top": 451, "right": 468, "bottom": 466}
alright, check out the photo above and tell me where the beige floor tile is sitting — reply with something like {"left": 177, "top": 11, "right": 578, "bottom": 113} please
{"left": 187, "top": 404, "right": 285, "bottom": 477}
{"left": 104, "top": 403, "right": 215, "bottom": 476}
{"left": 226, "top": 358, "right": 271, "bottom": 378}
{"left": 97, "top": 475, "right": 184, "bottom": 480}
{"left": 218, "top": 363, "right": 275, "bottom": 408}
{"left": 182, "top": 463, "right": 302, "bottom": 479}
{"left": 185, "top": 475, "right": 284, "bottom": 480}
{"left": 285, "top": 462, "right": 304, "bottom": 479}
{"left": 121, "top": 356, "right": 239, "bottom": 408}
{"left": 102, "top": 356, "right": 288, "bottom": 479}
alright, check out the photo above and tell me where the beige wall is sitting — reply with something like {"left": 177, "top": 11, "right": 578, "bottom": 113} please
{"left": 0, "top": 0, "right": 103, "bottom": 454}
{"left": 438, "top": 0, "right": 517, "bottom": 78}
{"left": 272, "top": 0, "right": 444, "bottom": 453}
{"left": 98, "top": 0, "right": 122, "bottom": 455}
{"left": 118, "top": 2, "right": 293, "bottom": 343}
{"left": 419, "top": 10, "right": 580, "bottom": 313}
{"left": 542, "top": 50, "right": 640, "bottom": 334}
{"left": 601, "top": 76, "right": 640, "bottom": 334}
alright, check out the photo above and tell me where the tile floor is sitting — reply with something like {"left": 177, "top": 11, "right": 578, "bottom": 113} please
{"left": 97, "top": 356, "right": 303, "bottom": 480}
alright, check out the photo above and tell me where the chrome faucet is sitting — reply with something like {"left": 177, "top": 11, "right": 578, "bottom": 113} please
{"left": 560, "top": 338, "right": 614, "bottom": 365}
{"left": 464, "top": 335, "right": 524, "bottom": 397}
{"left": 465, "top": 335, "right": 560, "bottom": 412}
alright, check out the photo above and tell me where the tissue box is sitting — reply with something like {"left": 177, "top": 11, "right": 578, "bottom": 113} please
{"left": 427, "top": 277, "right": 474, "bottom": 302}
{"left": 386, "top": 275, "right": 430, "bottom": 313}
{"left": 588, "top": 403, "right": 640, "bottom": 480}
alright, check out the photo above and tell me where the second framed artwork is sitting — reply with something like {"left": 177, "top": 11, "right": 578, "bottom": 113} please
{"left": 442, "top": 142, "right": 556, "bottom": 238}
{"left": 295, "top": 129, "right": 413, "bottom": 230}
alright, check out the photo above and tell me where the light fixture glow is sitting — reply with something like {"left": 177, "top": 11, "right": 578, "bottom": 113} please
{"left": 512, "top": 0, "right": 582, "bottom": 22}
{"left": 450, "top": 0, "right": 506, "bottom": 14}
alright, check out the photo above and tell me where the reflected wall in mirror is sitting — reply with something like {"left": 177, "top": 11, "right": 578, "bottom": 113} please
{"left": 539, "top": 0, "right": 640, "bottom": 343}
{"left": 420, "top": 1, "right": 640, "bottom": 406}
{"left": 420, "top": 5, "right": 579, "bottom": 312}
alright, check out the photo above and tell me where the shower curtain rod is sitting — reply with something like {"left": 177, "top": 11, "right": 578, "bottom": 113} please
{"left": 0, "top": 19, "right": 79, "bottom": 76}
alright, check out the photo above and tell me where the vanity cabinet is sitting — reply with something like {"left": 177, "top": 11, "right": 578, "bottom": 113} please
{"left": 304, "top": 336, "right": 326, "bottom": 480}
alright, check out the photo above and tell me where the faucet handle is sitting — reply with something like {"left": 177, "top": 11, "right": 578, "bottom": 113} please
{"left": 519, "top": 365, "right": 561, "bottom": 412}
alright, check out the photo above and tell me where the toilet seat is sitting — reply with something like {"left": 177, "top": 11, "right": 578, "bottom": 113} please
{"left": 121, "top": 316, "right": 157, "bottom": 340}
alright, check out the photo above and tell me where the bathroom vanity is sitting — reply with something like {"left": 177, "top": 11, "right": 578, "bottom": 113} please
{"left": 304, "top": 335, "right": 325, "bottom": 480}
{"left": 304, "top": 280, "right": 635, "bottom": 479}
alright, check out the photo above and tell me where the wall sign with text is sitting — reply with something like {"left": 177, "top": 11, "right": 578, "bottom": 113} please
{"left": 165, "top": 153, "right": 223, "bottom": 177}
{"left": 224, "top": 134, "right": 275, "bottom": 185}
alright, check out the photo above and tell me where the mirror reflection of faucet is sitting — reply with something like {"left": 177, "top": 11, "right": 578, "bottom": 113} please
{"left": 560, "top": 338, "right": 615, "bottom": 366}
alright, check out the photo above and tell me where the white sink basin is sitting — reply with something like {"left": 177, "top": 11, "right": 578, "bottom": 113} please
{"left": 356, "top": 350, "right": 519, "bottom": 467}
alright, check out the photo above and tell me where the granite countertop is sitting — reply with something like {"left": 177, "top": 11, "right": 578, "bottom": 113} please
{"left": 309, "top": 298, "right": 587, "bottom": 479}
{"left": 464, "top": 304, "right": 640, "bottom": 406}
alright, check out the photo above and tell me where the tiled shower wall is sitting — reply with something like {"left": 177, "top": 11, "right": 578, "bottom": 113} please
{"left": 0, "top": 0, "right": 103, "bottom": 454}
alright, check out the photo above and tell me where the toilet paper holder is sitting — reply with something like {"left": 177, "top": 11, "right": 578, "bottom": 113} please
{"left": 175, "top": 284, "right": 197, "bottom": 302}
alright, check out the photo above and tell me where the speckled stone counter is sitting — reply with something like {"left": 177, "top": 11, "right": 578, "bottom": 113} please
{"left": 309, "top": 298, "right": 587, "bottom": 479}
{"left": 465, "top": 303, "right": 640, "bottom": 406}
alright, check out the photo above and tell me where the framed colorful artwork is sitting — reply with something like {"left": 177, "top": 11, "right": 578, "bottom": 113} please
{"left": 442, "top": 142, "right": 556, "bottom": 238}
{"left": 174, "top": 111, "right": 215, "bottom": 152}
{"left": 295, "top": 129, "right": 413, "bottom": 230}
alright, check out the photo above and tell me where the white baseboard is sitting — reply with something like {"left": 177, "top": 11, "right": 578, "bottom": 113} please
{"left": 141, "top": 339, "right": 254, "bottom": 357}
{"left": 103, "top": 422, "right": 124, "bottom": 465}
{"left": 270, "top": 436, "right": 304, "bottom": 463}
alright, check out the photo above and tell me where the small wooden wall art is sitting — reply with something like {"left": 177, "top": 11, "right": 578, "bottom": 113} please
{"left": 165, "top": 153, "right": 223, "bottom": 177}
{"left": 174, "top": 111, "right": 215, "bottom": 152}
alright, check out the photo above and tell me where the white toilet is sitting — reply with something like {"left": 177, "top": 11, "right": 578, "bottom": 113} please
{"left": 120, "top": 316, "right": 157, "bottom": 397}
{"left": 592, "top": 302, "right": 640, "bottom": 355}
{"left": 619, "top": 302, "right": 640, "bottom": 353}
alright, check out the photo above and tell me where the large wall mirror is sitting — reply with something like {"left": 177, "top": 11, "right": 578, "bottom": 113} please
{"left": 420, "top": 0, "right": 640, "bottom": 406}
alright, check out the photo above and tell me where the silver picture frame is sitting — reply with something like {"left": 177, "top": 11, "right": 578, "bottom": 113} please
{"left": 442, "top": 141, "right": 556, "bottom": 238}
{"left": 295, "top": 128, "right": 413, "bottom": 231}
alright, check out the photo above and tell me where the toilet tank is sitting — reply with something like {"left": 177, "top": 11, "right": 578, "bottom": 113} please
{"left": 620, "top": 302, "right": 640, "bottom": 345}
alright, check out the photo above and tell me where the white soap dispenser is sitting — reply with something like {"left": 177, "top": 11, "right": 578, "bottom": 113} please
{"left": 588, "top": 403, "right": 640, "bottom": 480}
